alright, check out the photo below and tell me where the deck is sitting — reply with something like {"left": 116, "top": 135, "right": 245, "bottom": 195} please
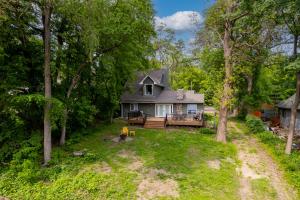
{"left": 167, "top": 119, "right": 203, "bottom": 126}
{"left": 128, "top": 117, "right": 144, "bottom": 125}
{"left": 127, "top": 112, "right": 204, "bottom": 128}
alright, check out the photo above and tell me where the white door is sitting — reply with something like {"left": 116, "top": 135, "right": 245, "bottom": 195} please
{"left": 155, "top": 104, "right": 173, "bottom": 117}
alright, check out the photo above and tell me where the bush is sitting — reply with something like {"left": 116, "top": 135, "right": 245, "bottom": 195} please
{"left": 199, "top": 128, "right": 215, "bottom": 135}
{"left": 204, "top": 113, "right": 218, "bottom": 128}
{"left": 245, "top": 115, "right": 265, "bottom": 133}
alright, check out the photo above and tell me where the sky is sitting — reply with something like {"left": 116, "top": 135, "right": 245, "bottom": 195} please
{"left": 153, "top": 0, "right": 215, "bottom": 45}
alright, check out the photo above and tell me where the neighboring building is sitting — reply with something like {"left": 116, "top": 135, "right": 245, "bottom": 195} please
{"left": 278, "top": 94, "right": 300, "bottom": 130}
{"left": 120, "top": 68, "right": 204, "bottom": 119}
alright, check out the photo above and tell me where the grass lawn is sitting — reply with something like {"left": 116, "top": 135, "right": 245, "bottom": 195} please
{"left": 0, "top": 120, "right": 240, "bottom": 200}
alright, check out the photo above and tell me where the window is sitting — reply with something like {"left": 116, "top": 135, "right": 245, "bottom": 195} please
{"left": 282, "top": 110, "right": 286, "bottom": 118}
{"left": 130, "top": 103, "right": 138, "bottom": 111}
{"left": 187, "top": 104, "right": 197, "bottom": 114}
{"left": 144, "top": 84, "right": 153, "bottom": 95}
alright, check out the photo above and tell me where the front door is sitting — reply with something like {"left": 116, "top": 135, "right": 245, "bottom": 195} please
{"left": 155, "top": 104, "right": 173, "bottom": 117}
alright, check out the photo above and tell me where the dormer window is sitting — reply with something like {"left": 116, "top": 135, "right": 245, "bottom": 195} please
{"left": 144, "top": 84, "right": 153, "bottom": 95}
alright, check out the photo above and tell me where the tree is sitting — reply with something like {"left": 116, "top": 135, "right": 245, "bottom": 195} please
{"left": 273, "top": 0, "right": 300, "bottom": 154}
{"left": 42, "top": 0, "right": 52, "bottom": 164}
{"left": 286, "top": 71, "right": 300, "bottom": 154}
{"left": 204, "top": 0, "right": 274, "bottom": 142}
{"left": 55, "top": 0, "right": 155, "bottom": 144}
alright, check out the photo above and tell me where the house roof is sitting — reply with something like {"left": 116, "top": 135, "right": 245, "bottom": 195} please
{"left": 121, "top": 68, "right": 204, "bottom": 104}
{"left": 121, "top": 89, "right": 204, "bottom": 104}
{"left": 278, "top": 94, "right": 300, "bottom": 109}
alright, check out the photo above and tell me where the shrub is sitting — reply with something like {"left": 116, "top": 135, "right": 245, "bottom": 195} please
{"left": 245, "top": 115, "right": 265, "bottom": 133}
{"left": 199, "top": 128, "right": 215, "bottom": 135}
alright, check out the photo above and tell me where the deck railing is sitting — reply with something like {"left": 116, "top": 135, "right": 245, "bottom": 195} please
{"left": 166, "top": 112, "right": 203, "bottom": 121}
{"left": 128, "top": 111, "right": 150, "bottom": 124}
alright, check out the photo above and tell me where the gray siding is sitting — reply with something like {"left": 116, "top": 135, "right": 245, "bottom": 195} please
{"left": 139, "top": 103, "right": 155, "bottom": 116}
{"left": 280, "top": 109, "right": 300, "bottom": 130}
{"left": 122, "top": 103, "right": 155, "bottom": 117}
{"left": 122, "top": 103, "right": 130, "bottom": 118}
{"left": 143, "top": 77, "right": 154, "bottom": 84}
{"left": 122, "top": 103, "right": 204, "bottom": 118}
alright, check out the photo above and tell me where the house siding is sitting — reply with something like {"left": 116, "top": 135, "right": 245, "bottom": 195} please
{"left": 139, "top": 103, "right": 155, "bottom": 116}
{"left": 280, "top": 109, "right": 300, "bottom": 130}
{"left": 122, "top": 103, "right": 155, "bottom": 118}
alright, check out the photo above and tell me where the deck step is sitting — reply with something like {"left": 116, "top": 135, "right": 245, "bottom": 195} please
{"left": 144, "top": 119, "right": 165, "bottom": 129}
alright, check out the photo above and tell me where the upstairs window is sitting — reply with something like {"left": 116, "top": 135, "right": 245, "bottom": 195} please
{"left": 144, "top": 84, "right": 153, "bottom": 96}
{"left": 187, "top": 104, "right": 197, "bottom": 114}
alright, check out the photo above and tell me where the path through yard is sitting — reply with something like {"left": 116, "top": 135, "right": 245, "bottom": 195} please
{"left": 229, "top": 121, "right": 297, "bottom": 200}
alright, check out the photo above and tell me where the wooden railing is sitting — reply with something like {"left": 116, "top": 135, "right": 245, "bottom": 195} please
{"left": 166, "top": 113, "right": 203, "bottom": 121}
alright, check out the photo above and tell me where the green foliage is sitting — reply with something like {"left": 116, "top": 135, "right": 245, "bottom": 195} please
{"left": 69, "top": 98, "right": 97, "bottom": 129}
{"left": 245, "top": 115, "right": 266, "bottom": 133}
{"left": 199, "top": 128, "right": 216, "bottom": 135}
{"left": 8, "top": 133, "right": 42, "bottom": 183}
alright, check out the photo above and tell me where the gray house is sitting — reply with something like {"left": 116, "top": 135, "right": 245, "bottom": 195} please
{"left": 120, "top": 69, "right": 204, "bottom": 122}
{"left": 278, "top": 94, "right": 300, "bottom": 130}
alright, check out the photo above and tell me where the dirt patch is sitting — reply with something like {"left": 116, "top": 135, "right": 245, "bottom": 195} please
{"left": 207, "top": 159, "right": 221, "bottom": 170}
{"left": 117, "top": 149, "right": 136, "bottom": 159}
{"left": 147, "top": 168, "right": 169, "bottom": 177}
{"left": 223, "top": 157, "right": 235, "bottom": 164}
{"left": 128, "top": 159, "right": 144, "bottom": 171}
{"left": 230, "top": 122, "right": 297, "bottom": 200}
{"left": 137, "top": 178, "right": 179, "bottom": 200}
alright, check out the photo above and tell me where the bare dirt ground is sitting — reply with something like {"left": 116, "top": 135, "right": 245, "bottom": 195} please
{"left": 117, "top": 149, "right": 179, "bottom": 200}
{"left": 230, "top": 122, "right": 297, "bottom": 200}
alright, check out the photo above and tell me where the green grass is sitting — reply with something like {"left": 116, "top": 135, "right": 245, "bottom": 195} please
{"left": 0, "top": 120, "right": 240, "bottom": 200}
{"left": 251, "top": 178, "right": 277, "bottom": 200}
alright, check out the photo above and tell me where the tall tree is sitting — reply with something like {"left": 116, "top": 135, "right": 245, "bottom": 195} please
{"left": 42, "top": 0, "right": 52, "bottom": 164}
{"left": 204, "top": 0, "right": 274, "bottom": 142}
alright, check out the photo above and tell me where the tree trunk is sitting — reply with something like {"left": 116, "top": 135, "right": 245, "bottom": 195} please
{"left": 293, "top": 34, "right": 298, "bottom": 57}
{"left": 59, "top": 64, "right": 85, "bottom": 145}
{"left": 285, "top": 72, "right": 300, "bottom": 154}
{"left": 43, "top": 1, "right": 52, "bottom": 164}
{"left": 246, "top": 75, "right": 253, "bottom": 95}
{"left": 59, "top": 109, "right": 68, "bottom": 145}
{"left": 216, "top": 20, "right": 233, "bottom": 143}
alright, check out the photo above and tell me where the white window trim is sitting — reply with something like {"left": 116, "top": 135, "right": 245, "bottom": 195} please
{"left": 144, "top": 84, "right": 154, "bottom": 96}
{"left": 139, "top": 75, "right": 158, "bottom": 85}
{"left": 130, "top": 103, "right": 138, "bottom": 111}
{"left": 187, "top": 104, "right": 197, "bottom": 114}
{"left": 155, "top": 104, "right": 173, "bottom": 117}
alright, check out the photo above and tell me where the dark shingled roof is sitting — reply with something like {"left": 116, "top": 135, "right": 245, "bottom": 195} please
{"left": 121, "top": 68, "right": 204, "bottom": 104}
{"left": 278, "top": 94, "right": 299, "bottom": 109}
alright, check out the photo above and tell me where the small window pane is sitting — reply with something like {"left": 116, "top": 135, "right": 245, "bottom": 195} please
{"left": 145, "top": 85, "right": 153, "bottom": 95}
{"left": 187, "top": 104, "right": 197, "bottom": 114}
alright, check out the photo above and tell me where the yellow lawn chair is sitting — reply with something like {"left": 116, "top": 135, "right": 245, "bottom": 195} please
{"left": 121, "top": 127, "right": 129, "bottom": 136}
{"left": 120, "top": 127, "right": 135, "bottom": 137}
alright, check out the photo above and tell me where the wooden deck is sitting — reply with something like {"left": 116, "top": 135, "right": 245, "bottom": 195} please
{"left": 128, "top": 116, "right": 203, "bottom": 128}
{"left": 167, "top": 119, "right": 203, "bottom": 126}
{"left": 128, "top": 117, "right": 144, "bottom": 125}
{"left": 144, "top": 117, "right": 166, "bottom": 129}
